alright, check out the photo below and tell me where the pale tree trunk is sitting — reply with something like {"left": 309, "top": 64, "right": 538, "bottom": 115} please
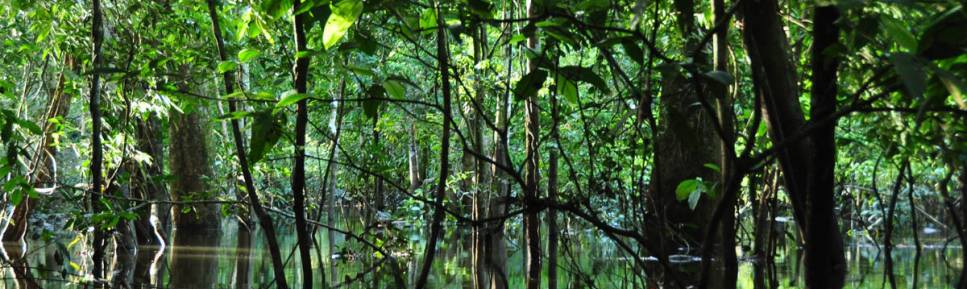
{"left": 326, "top": 79, "right": 345, "bottom": 284}
{"left": 470, "top": 22, "right": 491, "bottom": 289}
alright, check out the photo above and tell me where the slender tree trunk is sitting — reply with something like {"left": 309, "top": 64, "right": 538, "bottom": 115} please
{"left": 414, "top": 3, "right": 452, "bottom": 288}
{"left": 712, "top": 0, "right": 736, "bottom": 287}
{"left": 204, "top": 2, "right": 290, "bottom": 288}
{"left": 89, "top": 0, "right": 107, "bottom": 278}
{"left": 523, "top": 1, "right": 542, "bottom": 288}
{"left": 471, "top": 23, "right": 490, "bottom": 289}
{"left": 547, "top": 73, "right": 560, "bottom": 289}
{"left": 326, "top": 79, "right": 345, "bottom": 284}
{"left": 489, "top": 31, "right": 512, "bottom": 289}
{"left": 291, "top": 1, "right": 315, "bottom": 287}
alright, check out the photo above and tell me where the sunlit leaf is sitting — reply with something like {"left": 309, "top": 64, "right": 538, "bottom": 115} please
{"left": 238, "top": 48, "right": 260, "bottom": 63}
{"left": 217, "top": 60, "right": 237, "bottom": 73}
{"left": 323, "top": 0, "right": 364, "bottom": 50}
{"left": 383, "top": 80, "right": 406, "bottom": 99}
{"left": 275, "top": 90, "right": 309, "bottom": 112}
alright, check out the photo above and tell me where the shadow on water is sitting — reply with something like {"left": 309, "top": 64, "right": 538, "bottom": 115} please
{"left": 0, "top": 213, "right": 962, "bottom": 288}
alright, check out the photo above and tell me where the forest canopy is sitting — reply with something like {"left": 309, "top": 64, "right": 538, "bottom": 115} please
{"left": 0, "top": 0, "right": 966, "bottom": 288}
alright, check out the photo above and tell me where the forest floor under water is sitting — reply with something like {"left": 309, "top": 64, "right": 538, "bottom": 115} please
{"left": 0, "top": 213, "right": 960, "bottom": 289}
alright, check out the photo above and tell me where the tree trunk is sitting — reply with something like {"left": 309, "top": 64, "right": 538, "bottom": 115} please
{"left": 89, "top": 0, "right": 107, "bottom": 278}
{"left": 204, "top": 1, "right": 290, "bottom": 287}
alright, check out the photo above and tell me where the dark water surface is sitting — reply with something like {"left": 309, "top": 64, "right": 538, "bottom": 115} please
{"left": 0, "top": 216, "right": 961, "bottom": 288}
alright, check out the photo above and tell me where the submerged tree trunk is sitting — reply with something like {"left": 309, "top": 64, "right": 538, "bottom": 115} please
{"left": 205, "top": 2, "right": 290, "bottom": 287}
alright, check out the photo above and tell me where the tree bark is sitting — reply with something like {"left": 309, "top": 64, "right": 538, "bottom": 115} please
{"left": 204, "top": 1, "right": 290, "bottom": 288}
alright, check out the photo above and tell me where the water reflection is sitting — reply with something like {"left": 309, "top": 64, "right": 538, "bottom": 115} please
{"left": 0, "top": 215, "right": 961, "bottom": 288}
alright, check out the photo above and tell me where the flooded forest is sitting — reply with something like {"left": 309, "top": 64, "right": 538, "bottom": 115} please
{"left": 0, "top": 0, "right": 966, "bottom": 288}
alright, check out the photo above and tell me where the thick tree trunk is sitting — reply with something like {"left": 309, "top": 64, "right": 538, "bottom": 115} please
{"left": 204, "top": 2, "right": 290, "bottom": 288}
{"left": 648, "top": 0, "right": 721, "bottom": 286}
{"left": 169, "top": 107, "right": 219, "bottom": 229}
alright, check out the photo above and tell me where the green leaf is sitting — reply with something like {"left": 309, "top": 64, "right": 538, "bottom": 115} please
{"left": 891, "top": 53, "right": 926, "bottom": 100}
{"left": 559, "top": 66, "right": 609, "bottom": 94}
{"left": 687, "top": 190, "right": 702, "bottom": 210}
{"left": 10, "top": 188, "right": 22, "bottom": 206}
{"left": 15, "top": 118, "right": 42, "bottom": 135}
{"left": 323, "top": 0, "right": 364, "bottom": 50}
{"left": 217, "top": 60, "right": 237, "bottom": 73}
{"left": 703, "top": 163, "right": 721, "bottom": 173}
{"left": 513, "top": 69, "right": 548, "bottom": 101}
{"left": 882, "top": 16, "right": 917, "bottom": 51}
{"left": 557, "top": 77, "right": 578, "bottom": 105}
{"left": 704, "top": 70, "right": 734, "bottom": 85}
{"left": 238, "top": 48, "right": 260, "bottom": 63}
{"left": 917, "top": 6, "right": 967, "bottom": 60}
{"left": 248, "top": 111, "right": 286, "bottom": 164}
{"left": 275, "top": 90, "right": 309, "bottom": 112}
{"left": 675, "top": 179, "right": 699, "bottom": 201}
{"left": 620, "top": 37, "right": 643, "bottom": 64}
{"left": 383, "top": 80, "right": 406, "bottom": 99}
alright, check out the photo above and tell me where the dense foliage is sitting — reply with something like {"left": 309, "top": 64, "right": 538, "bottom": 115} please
{"left": 0, "top": 0, "right": 966, "bottom": 288}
